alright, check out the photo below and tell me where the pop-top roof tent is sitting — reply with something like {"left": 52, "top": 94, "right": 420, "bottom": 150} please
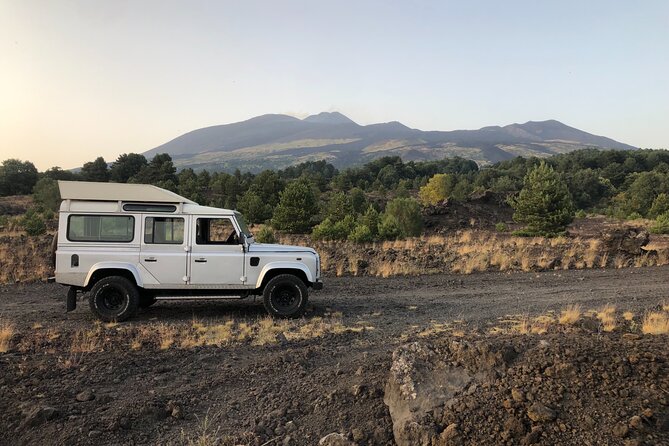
{"left": 58, "top": 181, "right": 197, "bottom": 204}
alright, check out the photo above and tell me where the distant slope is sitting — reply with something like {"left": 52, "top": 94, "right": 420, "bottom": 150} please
{"left": 144, "top": 113, "right": 636, "bottom": 172}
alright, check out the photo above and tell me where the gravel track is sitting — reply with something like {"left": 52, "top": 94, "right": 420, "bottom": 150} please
{"left": 0, "top": 266, "right": 667, "bottom": 445}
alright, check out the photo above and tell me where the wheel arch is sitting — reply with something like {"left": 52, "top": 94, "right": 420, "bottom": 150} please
{"left": 84, "top": 262, "right": 143, "bottom": 289}
{"left": 256, "top": 263, "right": 312, "bottom": 290}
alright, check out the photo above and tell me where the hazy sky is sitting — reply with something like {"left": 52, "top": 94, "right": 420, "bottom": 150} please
{"left": 1, "top": 0, "right": 668, "bottom": 170}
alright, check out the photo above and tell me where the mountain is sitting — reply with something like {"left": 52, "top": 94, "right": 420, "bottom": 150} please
{"left": 144, "top": 113, "right": 636, "bottom": 172}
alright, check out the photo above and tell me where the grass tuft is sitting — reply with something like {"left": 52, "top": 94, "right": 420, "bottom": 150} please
{"left": 642, "top": 312, "right": 669, "bottom": 335}
{"left": 559, "top": 304, "right": 582, "bottom": 325}
{"left": 0, "top": 319, "right": 15, "bottom": 353}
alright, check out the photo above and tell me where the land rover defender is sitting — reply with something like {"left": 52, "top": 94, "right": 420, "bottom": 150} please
{"left": 54, "top": 181, "right": 323, "bottom": 321}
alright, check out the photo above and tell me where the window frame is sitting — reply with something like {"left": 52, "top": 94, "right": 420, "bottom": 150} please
{"left": 66, "top": 214, "right": 135, "bottom": 243}
{"left": 195, "top": 217, "right": 240, "bottom": 245}
{"left": 143, "top": 216, "right": 185, "bottom": 245}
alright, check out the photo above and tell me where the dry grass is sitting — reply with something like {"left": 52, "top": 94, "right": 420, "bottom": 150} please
{"left": 70, "top": 325, "right": 102, "bottom": 353}
{"left": 559, "top": 304, "right": 582, "bottom": 325}
{"left": 641, "top": 312, "right": 669, "bottom": 335}
{"left": 596, "top": 305, "right": 617, "bottom": 332}
{"left": 157, "top": 323, "right": 177, "bottom": 350}
{"left": 623, "top": 311, "right": 635, "bottom": 321}
{"left": 0, "top": 319, "right": 15, "bottom": 353}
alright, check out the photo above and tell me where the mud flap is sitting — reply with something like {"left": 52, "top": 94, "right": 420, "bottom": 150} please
{"left": 66, "top": 287, "right": 77, "bottom": 312}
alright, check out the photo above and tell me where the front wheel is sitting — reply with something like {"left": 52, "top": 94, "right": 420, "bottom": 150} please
{"left": 263, "top": 274, "right": 308, "bottom": 318}
{"left": 89, "top": 276, "right": 139, "bottom": 322}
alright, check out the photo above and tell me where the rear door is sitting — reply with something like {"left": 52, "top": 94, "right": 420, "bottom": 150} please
{"left": 140, "top": 215, "right": 189, "bottom": 285}
{"left": 188, "top": 216, "right": 245, "bottom": 286}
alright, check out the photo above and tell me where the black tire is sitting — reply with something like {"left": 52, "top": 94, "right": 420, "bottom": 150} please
{"left": 263, "top": 274, "right": 308, "bottom": 318}
{"left": 88, "top": 276, "right": 139, "bottom": 322}
{"left": 50, "top": 233, "right": 58, "bottom": 270}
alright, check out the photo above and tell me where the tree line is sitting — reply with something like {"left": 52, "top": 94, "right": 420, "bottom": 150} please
{"left": 2, "top": 148, "right": 669, "bottom": 238}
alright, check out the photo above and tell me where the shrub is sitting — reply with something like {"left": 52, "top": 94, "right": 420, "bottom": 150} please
{"left": 32, "top": 177, "right": 61, "bottom": 211}
{"left": 419, "top": 173, "right": 452, "bottom": 205}
{"left": 650, "top": 212, "right": 669, "bottom": 234}
{"left": 575, "top": 209, "right": 587, "bottom": 219}
{"left": 380, "top": 197, "right": 423, "bottom": 239}
{"left": 495, "top": 222, "right": 508, "bottom": 232}
{"left": 312, "top": 215, "right": 357, "bottom": 241}
{"left": 627, "top": 212, "right": 643, "bottom": 220}
{"left": 255, "top": 226, "right": 276, "bottom": 243}
{"left": 348, "top": 224, "right": 374, "bottom": 243}
{"left": 649, "top": 193, "right": 669, "bottom": 218}
{"left": 509, "top": 161, "right": 574, "bottom": 236}
{"left": 21, "top": 210, "right": 46, "bottom": 236}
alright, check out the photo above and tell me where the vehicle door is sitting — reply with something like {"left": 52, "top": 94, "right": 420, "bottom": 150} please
{"left": 140, "top": 215, "right": 189, "bottom": 285}
{"left": 189, "top": 216, "right": 245, "bottom": 286}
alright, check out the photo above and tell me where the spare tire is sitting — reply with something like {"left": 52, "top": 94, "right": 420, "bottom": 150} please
{"left": 50, "top": 233, "right": 58, "bottom": 270}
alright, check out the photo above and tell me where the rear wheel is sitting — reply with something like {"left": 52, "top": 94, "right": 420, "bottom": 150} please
{"left": 89, "top": 276, "right": 139, "bottom": 322}
{"left": 263, "top": 274, "right": 308, "bottom": 318}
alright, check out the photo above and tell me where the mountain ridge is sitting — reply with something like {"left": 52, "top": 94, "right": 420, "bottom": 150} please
{"left": 144, "top": 113, "right": 636, "bottom": 172}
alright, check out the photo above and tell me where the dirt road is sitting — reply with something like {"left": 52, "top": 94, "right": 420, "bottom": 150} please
{"left": 1, "top": 266, "right": 668, "bottom": 445}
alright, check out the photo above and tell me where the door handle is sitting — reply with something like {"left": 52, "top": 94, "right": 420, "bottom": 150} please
{"left": 144, "top": 258, "right": 157, "bottom": 262}
{"left": 194, "top": 258, "right": 207, "bottom": 263}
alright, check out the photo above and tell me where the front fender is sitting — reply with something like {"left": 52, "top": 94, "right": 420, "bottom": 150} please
{"left": 255, "top": 262, "right": 314, "bottom": 289}
{"left": 84, "top": 262, "right": 144, "bottom": 287}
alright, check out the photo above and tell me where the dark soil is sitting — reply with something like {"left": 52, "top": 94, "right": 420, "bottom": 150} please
{"left": 1, "top": 266, "right": 668, "bottom": 445}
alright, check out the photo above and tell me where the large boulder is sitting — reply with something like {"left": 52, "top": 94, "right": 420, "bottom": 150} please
{"left": 384, "top": 341, "right": 516, "bottom": 446}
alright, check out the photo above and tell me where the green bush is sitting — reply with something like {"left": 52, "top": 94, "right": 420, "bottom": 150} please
{"left": 255, "top": 226, "right": 276, "bottom": 243}
{"left": 651, "top": 212, "right": 669, "bottom": 234}
{"left": 575, "top": 209, "right": 587, "bottom": 219}
{"left": 312, "top": 215, "right": 356, "bottom": 240}
{"left": 509, "top": 161, "right": 574, "bottom": 236}
{"left": 348, "top": 224, "right": 374, "bottom": 243}
{"left": 380, "top": 197, "right": 423, "bottom": 239}
{"left": 627, "top": 212, "right": 643, "bottom": 220}
{"left": 21, "top": 210, "right": 46, "bottom": 236}
{"left": 495, "top": 222, "right": 508, "bottom": 232}
{"left": 32, "top": 177, "right": 61, "bottom": 211}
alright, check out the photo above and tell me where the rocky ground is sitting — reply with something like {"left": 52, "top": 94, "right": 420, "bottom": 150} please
{"left": 0, "top": 267, "right": 668, "bottom": 445}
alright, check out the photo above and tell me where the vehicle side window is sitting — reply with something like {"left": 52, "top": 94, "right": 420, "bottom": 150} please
{"left": 144, "top": 217, "right": 184, "bottom": 244}
{"left": 196, "top": 218, "right": 239, "bottom": 245}
{"left": 68, "top": 215, "right": 134, "bottom": 242}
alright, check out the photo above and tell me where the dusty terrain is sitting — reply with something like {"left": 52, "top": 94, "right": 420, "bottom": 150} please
{"left": 0, "top": 267, "right": 668, "bottom": 445}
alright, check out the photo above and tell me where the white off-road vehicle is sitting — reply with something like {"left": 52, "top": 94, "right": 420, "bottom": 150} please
{"left": 54, "top": 181, "right": 322, "bottom": 321}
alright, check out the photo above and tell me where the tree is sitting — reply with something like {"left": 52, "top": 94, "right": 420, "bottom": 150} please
{"left": 43, "top": 166, "right": 78, "bottom": 181}
{"left": 379, "top": 197, "right": 423, "bottom": 239}
{"left": 649, "top": 193, "right": 669, "bottom": 219}
{"left": 0, "top": 159, "right": 39, "bottom": 196}
{"left": 110, "top": 153, "right": 147, "bottom": 183}
{"left": 177, "top": 168, "right": 206, "bottom": 203}
{"left": 130, "top": 153, "right": 177, "bottom": 190}
{"left": 419, "top": 173, "right": 453, "bottom": 205}
{"left": 237, "top": 190, "right": 273, "bottom": 224}
{"left": 272, "top": 179, "right": 318, "bottom": 233}
{"left": 509, "top": 161, "right": 575, "bottom": 236}
{"left": 325, "top": 192, "right": 353, "bottom": 221}
{"left": 81, "top": 157, "right": 110, "bottom": 182}
{"left": 33, "top": 177, "right": 61, "bottom": 211}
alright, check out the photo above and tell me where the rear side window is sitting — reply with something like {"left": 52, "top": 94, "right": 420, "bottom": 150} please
{"left": 68, "top": 215, "right": 134, "bottom": 242}
{"left": 144, "top": 217, "right": 184, "bottom": 244}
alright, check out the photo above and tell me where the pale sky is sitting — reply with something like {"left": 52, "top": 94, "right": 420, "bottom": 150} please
{"left": 1, "top": 0, "right": 668, "bottom": 170}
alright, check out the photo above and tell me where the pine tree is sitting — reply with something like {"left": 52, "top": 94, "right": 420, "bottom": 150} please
{"left": 510, "top": 161, "right": 575, "bottom": 236}
{"left": 271, "top": 179, "right": 318, "bottom": 233}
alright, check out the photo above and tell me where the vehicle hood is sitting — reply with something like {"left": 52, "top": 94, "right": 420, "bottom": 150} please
{"left": 248, "top": 243, "right": 317, "bottom": 255}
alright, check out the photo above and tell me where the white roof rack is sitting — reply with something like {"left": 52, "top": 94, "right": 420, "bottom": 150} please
{"left": 58, "top": 181, "right": 196, "bottom": 204}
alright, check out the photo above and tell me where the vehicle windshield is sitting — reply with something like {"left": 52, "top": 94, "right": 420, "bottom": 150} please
{"left": 234, "top": 212, "right": 253, "bottom": 239}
